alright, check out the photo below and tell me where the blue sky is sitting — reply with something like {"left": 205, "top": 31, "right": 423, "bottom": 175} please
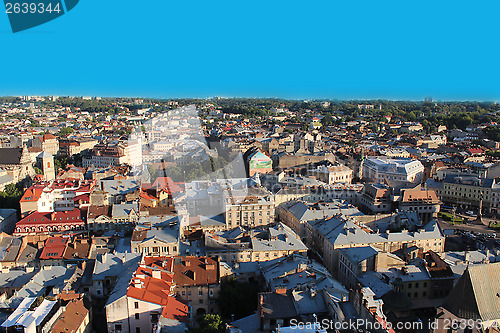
{"left": 1, "top": 0, "right": 499, "bottom": 101}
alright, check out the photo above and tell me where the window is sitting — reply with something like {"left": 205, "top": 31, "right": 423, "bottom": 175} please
{"left": 136, "top": 328, "right": 141, "bottom": 333}
{"left": 182, "top": 291, "right": 185, "bottom": 296}
{"left": 115, "top": 324, "right": 122, "bottom": 331}
{"left": 199, "top": 290, "right": 203, "bottom": 296}
{"left": 135, "top": 313, "right": 140, "bottom": 320}
{"left": 199, "top": 299, "right": 204, "bottom": 304}
{"left": 134, "top": 302, "right": 139, "bottom": 309}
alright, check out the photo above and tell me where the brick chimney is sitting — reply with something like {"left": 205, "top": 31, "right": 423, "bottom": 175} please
{"left": 275, "top": 287, "right": 287, "bottom": 294}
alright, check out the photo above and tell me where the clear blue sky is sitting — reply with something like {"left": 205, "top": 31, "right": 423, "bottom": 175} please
{"left": 1, "top": 0, "right": 499, "bottom": 101}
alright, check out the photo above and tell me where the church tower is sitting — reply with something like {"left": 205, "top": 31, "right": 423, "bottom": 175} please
{"left": 37, "top": 151, "right": 55, "bottom": 181}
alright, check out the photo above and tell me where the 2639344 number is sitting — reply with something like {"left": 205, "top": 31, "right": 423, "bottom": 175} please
{"left": 5, "top": 2, "right": 61, "bottom": 14}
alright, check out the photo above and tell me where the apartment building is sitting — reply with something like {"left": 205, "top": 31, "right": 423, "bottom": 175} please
{"left": 106, "top": 257, "right": 189, "bottom": 333}
{"left": 307, "top": 164, "right": 353, "bottom": 184}
{"left": 442, "top": 175, "right": 495, "bottom": 212}
{"left": 305, "top": 216, "right": 445, "bottom": 275}
{"left": 205, "top": 223, "right": 307, "bottom": 264}
{"left": 14, "top": 209, "right": 85, "bottom": 235}
{"left": 83, "top": 139, "right": 142, "bottom": 168}
{"left": 362, "top": 157, "right": 424, "bottom": 185}
{"left": 277, "top": 200, "right": 363, "bottom": 239}
{"left": 59, "top": 137, "right": 98, "bottom": 156}
{"left": 172, "top": 256, "right": 220, "bottom": 316}
{"left": 131, "top": 225, "right": 180, "bottom": 256}
{"left": 359, "top": 183, "right": 392, "bottom": 214}
{"left": 398, "top": 188, "right": 441, "bottom": 223}
{"left": 184, "top": 178, "right": 275, "bottom": 229}
{"left": 20, "top": 179, "right": 96, "bottom": 216}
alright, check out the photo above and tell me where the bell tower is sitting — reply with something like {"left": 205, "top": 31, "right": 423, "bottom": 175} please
{"left": 37, "top": 151, "right": 55, "bottom": 181}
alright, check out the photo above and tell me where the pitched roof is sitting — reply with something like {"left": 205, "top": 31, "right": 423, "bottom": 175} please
{"left": 0, "top": 148, "right": 24, "bottom": 165}
{"left": 51, "top": 298, "right": 89, "bottom": 333}
{"left": 40, "top": 237, "right": 69, "bottom": 260}
{"left": 172, "top": 256, "right": 219, "bottom": 286}
{"left": 87, "top": 205, "right": 111, "bottom": 219}
{"left": 40, "top": 134, "right": 57, "bottom": 142}
{"left": 16, "top": 209, "right": 84, "bottom": 227}
{"left": 441, "top": 262, "right": 500, "bottom": 321}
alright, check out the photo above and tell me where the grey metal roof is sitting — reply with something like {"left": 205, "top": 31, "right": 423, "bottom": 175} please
{"left": 442, "top": 262, "right": 500, "bottom": 322}
{"left": 282, "top": 200, "right": 363, "bottom": 223}
{"left": 112, "top": 203, "right": 139, "bottom": 218}
{"left": 93, "top": 252, "right": 141, "bottom": 280}
{"left": 340, "top": 246, "right": 379, "bottom": 264}
{"left": 308, "top": 216, "right": 443, "bottom": 248}
{"left": 101, "top": 179, "right": 139, "bottom": 196}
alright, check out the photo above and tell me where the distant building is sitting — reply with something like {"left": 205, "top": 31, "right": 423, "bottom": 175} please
{"left": 83, "top": 139, "right": 142, "bottom": 168}
{"left": 305, "top": 216, "right": 444, "bottom": 275}
{"left": 307, "top": 164, "right": 353, "bottom": 184}
{"left": 32, "top": 134, "right": 59, "bottom": 156}
{"left": 245, "top": 149, "right": 273, "bottom": 176}
{"left": 205, "top": 223, "right": 307, "bottom": 264}
{"left": 442, "top": 175, "right": 495, "bottom": 212}
{"left": 362, "top": 157, "right": 424, "bottom": 185}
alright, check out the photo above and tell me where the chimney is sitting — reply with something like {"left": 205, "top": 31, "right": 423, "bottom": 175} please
{"left": 152, "top": 269, "right": 161, "bottom": 279}
{"left": 134, "top": 279, "right": 143, "bottom": 288}
{"left": 465, "top": 251, "right": 470, "bottom": 263}
{"left": 275, "top": 287, "right": 287, "bottom": 294}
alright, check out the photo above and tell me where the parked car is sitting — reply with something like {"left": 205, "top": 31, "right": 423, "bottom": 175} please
{"left": 466, "top": 211, "right": 477, "bottom": 217}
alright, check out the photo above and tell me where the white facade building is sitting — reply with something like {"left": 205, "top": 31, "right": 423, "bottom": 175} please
{"left": 362, "top": 157, "right": 424, "bottom": 185}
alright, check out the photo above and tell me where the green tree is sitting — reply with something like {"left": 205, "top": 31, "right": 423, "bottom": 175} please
{"left": 190, "top": 314, "right": 225, "bottom": 333}
{"left": 217, "top": 277, "right": 259, "bottom": 320}
{"left": 58, "top": 127, "right": 74, "bottom": 136}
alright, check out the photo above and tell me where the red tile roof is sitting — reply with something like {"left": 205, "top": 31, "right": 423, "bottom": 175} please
{"left": 51, "top": 298, "right": 90, "bottom": 333}
{"left": 40, "top": 236, "right": 69, "bottom": 260}
{"left": 41, "top": 134, "right": 57, "bottom": 141}
{"left": 152, "top": 177, "right": 184, "bottom": 194}
{"left": 126, "top": 258, "right": 189, "bottom": 323}
{"left": 162, "top": 297, "right": 189, "bottom": 322}
{"left": 172, "top": 256, "right": 219, "bottom": 286}
{"left": 16, "top": 209, "right": 84, "bottom": 226}
{"left": 20, "top": 186, "right": 44, "bottom": 202}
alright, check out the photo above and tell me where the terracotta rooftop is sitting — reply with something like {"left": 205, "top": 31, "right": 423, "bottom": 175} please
{"left": 172, "top": 256, "right": 219, "bottom": 286}
{"left": 402, "top": 188, "right": 439, "bottom": 203}
{"left": 87, "top": 205, "right": 111, "bottom": 219}
{"left": 51, "top": 298, "right": 90, "bottom": 333}
{"left": 16, "top": 209, "right": 84, "bottom": 227}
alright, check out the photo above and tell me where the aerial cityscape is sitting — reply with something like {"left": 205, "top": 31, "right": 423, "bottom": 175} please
{"left": 0, "top": 96, "right": 498, "bottom": 333}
